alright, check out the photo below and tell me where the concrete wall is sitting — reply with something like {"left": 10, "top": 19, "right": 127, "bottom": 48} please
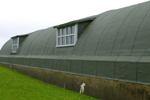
{"left": 1, "top": 62, "right": 150, "bottom": 100}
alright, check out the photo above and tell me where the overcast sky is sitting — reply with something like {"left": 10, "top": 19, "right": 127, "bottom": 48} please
{"left": 0, "top": 0, "right": 149, "bottom": 50}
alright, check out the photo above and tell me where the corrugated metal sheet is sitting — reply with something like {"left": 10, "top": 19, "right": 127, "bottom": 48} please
{"left": 1, "top": 1, "right": 150, "bottom": 85}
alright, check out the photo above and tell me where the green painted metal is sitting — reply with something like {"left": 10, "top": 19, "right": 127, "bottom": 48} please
{"left": 1, "top": 2, "right": 150, "bottom": 56}
{"left": 1, "top": 1, "right": 150, "bottom": 85}
{"left": 53, "top": 15, "right": 97, "bottom": 28}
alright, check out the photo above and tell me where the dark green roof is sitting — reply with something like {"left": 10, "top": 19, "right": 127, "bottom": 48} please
{"left": 11, "top": 34, "right": 29, "bottom": 39}
{"left": 1, "top": 1, "right": 150, "bottom": 56}
{"left": 53, "top": 15, "right": 97, "bottom": 28}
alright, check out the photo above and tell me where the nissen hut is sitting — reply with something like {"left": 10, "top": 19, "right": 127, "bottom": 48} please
{"left": 1, "top": 1, "right": 150, "bottom": 100}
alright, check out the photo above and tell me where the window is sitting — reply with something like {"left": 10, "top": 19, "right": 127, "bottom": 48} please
{"left": 12, "top": 37, "right": 19, "bottom": 53}
{"left": 56, "top": 24, "right": 78, "bottom": 47}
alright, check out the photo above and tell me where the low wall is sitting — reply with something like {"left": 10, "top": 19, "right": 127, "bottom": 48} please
{"left": 1, "top": 62, "right": 150, "bottom": 100}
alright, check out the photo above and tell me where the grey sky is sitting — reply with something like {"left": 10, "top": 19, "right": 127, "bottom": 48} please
{"left": 0, "top": 0, "right": 148, "bottom": 50}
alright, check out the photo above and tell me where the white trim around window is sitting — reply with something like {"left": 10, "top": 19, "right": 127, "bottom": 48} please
{"left": 11, "top": 37, "right": 19, "bottom": 53}
{"left": 56, "top": 24, "right": 78, "bottom": 47}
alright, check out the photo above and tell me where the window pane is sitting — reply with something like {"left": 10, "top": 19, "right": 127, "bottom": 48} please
{"left": 71, "top": 26, "right": 75, "bottom": 34}
{"left": 15, "top": 38, "right": 17, "bottom": 44}
{"left": 12, "top": 37, "right": 19, "bottom": 52}
{"left": 62, "top": 37, "right": 65, "bottom": 45}
{"left": 58, "top": 38, "right": 60, "bottom": 45}
{"left": 12, "top": 45, "right": 17, "bottom": 52}
{"left": 66, "top": 36, "right": 70, "bottom": 44}
{"left": 71, "top": 35, "right": 74, "bottom": 44}
{"left": 63, "top": 28, "right": 66, "bottom": 35}
{"left": 67, "top": 27, "right": 71, "bottom": 34}
{"left": 62, "top": 29, "right": 63, "bottom": 35}
{"left": 66, "top": 28, "right": 68, "bottom": 35}
{"left": 60, "top": 29, "right": 62, "bottom": 36}
{"left": 58, "top": 29, "right": 60, "bottom": 36}
{"left": 12, "top": 39, "right": 15, "bottom": 44}
{"left": 13, "top": 38, "right": 17, "bottom": 44}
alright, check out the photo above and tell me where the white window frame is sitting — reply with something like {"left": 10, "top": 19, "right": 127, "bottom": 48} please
{"left": 11, "top": 37, "right": 19, "bottom": 53}
{"left": 56, "top": 24, "right": 78, "bottom": 47}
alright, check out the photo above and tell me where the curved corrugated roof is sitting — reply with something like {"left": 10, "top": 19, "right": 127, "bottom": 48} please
{"left": 1, "top": 1, "right": 150, "bottom": 56}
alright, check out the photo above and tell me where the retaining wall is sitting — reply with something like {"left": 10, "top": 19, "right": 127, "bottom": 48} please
{"left": 0, "top": 63, "right": 150, "bottom": 100}
{"left": 1, "top": 55, "right": 150, "bottom": 100}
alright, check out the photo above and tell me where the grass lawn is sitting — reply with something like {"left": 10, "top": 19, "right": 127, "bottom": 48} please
{"left": 0, "top": 66, "right": 100, "bottom": 100}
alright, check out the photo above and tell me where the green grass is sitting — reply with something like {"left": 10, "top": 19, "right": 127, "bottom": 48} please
{"left": 0, "top": 66, "right": 99, "bottom": 100}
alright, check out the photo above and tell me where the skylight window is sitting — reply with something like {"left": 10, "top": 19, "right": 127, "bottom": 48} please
{"left": 56, "top": 24, "right": 78, "bottom": 47}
